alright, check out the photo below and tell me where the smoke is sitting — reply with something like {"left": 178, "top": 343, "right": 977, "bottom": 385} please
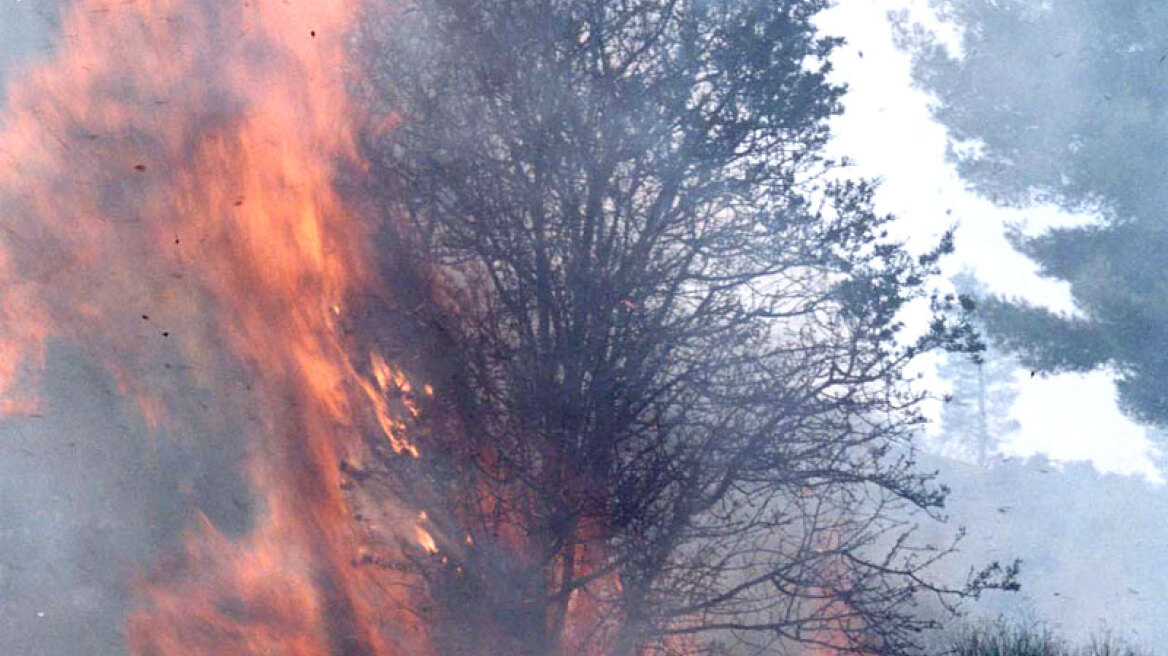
{"left": 0, "top": 2, "right": 249, "bottom": 653}
{"left": 0, "top": 2, "right": 63, "bottom": 102}
{"left": 0, "top": 346, "right": 251, "bottom": 654}
{"left": 916, "top": 451, "right": 1168, "bottom": 648}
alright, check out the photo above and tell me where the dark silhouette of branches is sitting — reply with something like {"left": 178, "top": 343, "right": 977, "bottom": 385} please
{"left": 351, "top": 1, "right": 1015, "bottom": 655}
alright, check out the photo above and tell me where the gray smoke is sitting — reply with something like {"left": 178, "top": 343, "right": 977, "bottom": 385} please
{"left": 0, "top": 342, "right": 253, "bottom": 654}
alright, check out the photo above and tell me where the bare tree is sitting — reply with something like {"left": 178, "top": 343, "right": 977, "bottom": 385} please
{"left": 351, "top": 1, "right": 1012, "bottom": 655}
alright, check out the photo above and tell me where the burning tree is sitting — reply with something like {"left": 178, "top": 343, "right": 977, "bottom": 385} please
{"left": 356, "top": 1, "right": 1011, "bottom": 655}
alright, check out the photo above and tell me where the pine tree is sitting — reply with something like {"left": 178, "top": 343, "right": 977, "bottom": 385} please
{"left": 936, "top": 272, "right": 1021, "bottom": 465}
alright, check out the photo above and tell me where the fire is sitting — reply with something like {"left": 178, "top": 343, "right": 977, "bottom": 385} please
{"left": 0, "top": 0, "right": 431, "bottom": 654}
{"left": 0, "top": 1, "right": 845, "bottom": 655}
{"left": 361, "top": 352, "right": 421, "bottom": 456}
{"left": 803, "top": 531, "right": 878, "bottom": 656}
{"left": 414, "top": 513, "right": 439, "bottom": 555}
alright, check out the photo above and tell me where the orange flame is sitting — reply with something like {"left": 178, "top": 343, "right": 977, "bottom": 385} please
{"left": 0, "top": 0, "right": 430, "bottom": 654}
{"left": 415, "top": 512, "right": 439, "bottom": 555}
{"left": 361, "top": 352, "right": 422, "bottom": 457}
{"left": 803, "top": 531, "right": 877, "bottom": 656}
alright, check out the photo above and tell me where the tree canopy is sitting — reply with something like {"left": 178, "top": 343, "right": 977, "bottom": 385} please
{"left": 900, "top": 0, "right": 1168, "bottom": 425}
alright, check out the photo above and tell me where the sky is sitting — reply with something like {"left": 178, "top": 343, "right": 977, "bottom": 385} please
{"left": 817, "top": 0, "right": 1166, "bottom": 483}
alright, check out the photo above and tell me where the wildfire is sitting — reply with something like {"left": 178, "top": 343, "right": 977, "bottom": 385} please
{"left": 0, "top": 1, "right": 880, "bottom": 655}
{"left": 0, "top": 0, "right": 431, "bottom": 654}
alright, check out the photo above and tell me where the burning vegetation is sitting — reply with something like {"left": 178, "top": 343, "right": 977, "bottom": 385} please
{"left": 0, "top": 1, "right": 1013, "bottom": 655}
